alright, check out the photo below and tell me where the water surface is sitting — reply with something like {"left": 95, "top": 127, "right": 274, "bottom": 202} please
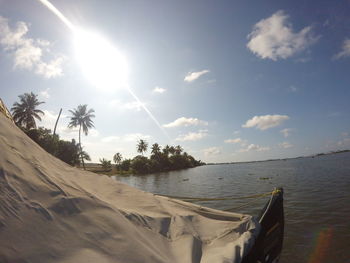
{"left": 114, "top": 152, "right": 350, "bottom": 263}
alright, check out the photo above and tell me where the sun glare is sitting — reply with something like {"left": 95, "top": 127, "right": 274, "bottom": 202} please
{"left": 73, "top": 29, "right": 129, "bottom": 90}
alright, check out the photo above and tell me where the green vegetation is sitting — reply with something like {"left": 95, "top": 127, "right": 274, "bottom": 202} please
{"left": 11, "top": 93, "right": 90, "bottom": 167}
{"left": 99, "top": 158, "right": 112, "bottom": 171}
{"left": 107, "top": 141, "right": 204, "bottom": 175}
{"left": 78, "top": 148, "right": 91, "bottom": 163}
{"left": 113, "top": 152, "right": 122, "bottom": 168}
{"left": 95, "top": 140, "right": 204, "bottom": 175}
{"left": 120, "top": 159, "right": 131, "bottom": 171}
{"left": 25, "top": 127, "right": 81, "bottom": 166}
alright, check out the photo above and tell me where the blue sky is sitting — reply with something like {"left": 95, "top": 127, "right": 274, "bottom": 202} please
{"left": 1, "top": 0, "right": 350, "bottom": 163}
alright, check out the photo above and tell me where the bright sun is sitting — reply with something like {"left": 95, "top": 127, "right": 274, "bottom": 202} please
{"left": 73, "top": 29, "right": 129, "bottom": 91}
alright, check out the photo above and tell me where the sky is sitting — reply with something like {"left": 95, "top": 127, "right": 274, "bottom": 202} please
{"left": 1, "top": 0, "right": 350, "bottom": 163}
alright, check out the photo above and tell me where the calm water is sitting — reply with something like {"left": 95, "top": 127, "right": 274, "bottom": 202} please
{"left": 114, "top": 152, "right": 350, "bottom": 263}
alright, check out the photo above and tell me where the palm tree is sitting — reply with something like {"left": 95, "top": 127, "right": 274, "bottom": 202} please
{"left": 175, "top": 145, "right": 183, "bottom": 155}
{"left": 68, "top": 104, "right": 95, "bottom": 170}
{"left": 151, "top": 143, "right": 161, "bottom": 155}
{"left": 163, "top": 144, "right": 170, "bottom": 156}
{"left": 11, "top": 92, "right": 45, "bottom": 130}
{"left": 137, "top": 139, "right": 148, "bottom": 156}
{"left": 113, "top": 152, "right": 122, "bottom": 167}
{"left": 169, "top": 146, "right": 176, "bottom": 155}
{"left": 79, "top": 149, "right": 91, "bottom": 162}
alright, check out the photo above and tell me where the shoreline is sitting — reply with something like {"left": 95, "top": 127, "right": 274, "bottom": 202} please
{"left": 206, "top": 149, "right": 350, "bottom": 166}
{"left": 82, "top": 163, "right": 204, "bottom": 176}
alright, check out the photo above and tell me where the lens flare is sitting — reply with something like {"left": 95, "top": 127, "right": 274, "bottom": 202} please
{"left": 36, "top": 0, "right": 169, "bottom": 140}
{"left": 308, "top": 227, "right": 333, "bottom": 263}
{"left": 73, "top": 29, "right": 129, "bottom": 91}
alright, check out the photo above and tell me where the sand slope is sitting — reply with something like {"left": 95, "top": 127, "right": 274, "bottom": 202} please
{"left": 0, "top": 113, "right": 259, "bottom": 263}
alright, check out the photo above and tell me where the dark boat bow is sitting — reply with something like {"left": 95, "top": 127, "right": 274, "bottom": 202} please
{"left": 242, "top": 188, "right": 284, "bottom": 263}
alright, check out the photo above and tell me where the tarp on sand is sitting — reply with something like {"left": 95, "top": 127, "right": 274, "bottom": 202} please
{"left": 0, "top": 110, "right": 260, "bottom": 263}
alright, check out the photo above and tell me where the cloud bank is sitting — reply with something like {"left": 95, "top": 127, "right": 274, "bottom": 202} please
{"left": 224, "top": 138, "right": 242, "bottom": 144}
{"left": 279, "top": 142, "right": 293, "bottom": 149}
{"left": 153, "top": 87, "right": 166, "bottom": 93}
{"left": 247, "top": 10, "right": 317, "bottom": 60}
{"left": 176, "top": 130, "right": 208, "bottom": 141}
{"left": 334, "top": 38, "right": 350, "bottom": 59}
{"left": 163, "top": 117, "right": 208, "bottom": 128}
{"left": 280, "top": 128, "right": 293, "bottom": 138}
{"left": 184, "top": 70, "right": 210, "bottom": 82}
{"left": 203, "top": 147, "right": 221, "bottom": 156}
{"left": 239, "top": 144, "right": 270, "bottom": 152}
{"left": 243, "top": 114, "right": 289, "bottom": 130}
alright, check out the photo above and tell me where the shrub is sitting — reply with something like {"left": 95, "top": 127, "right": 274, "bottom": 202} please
{"left": 99, "top": 158, "right": 112, "bottom": 171}
{"left": 131, "top": 155, "right": 150, "bottom": 174}
{"left": 25, "top": 127, "right": 81, "bottom": 166}
{"left": 120, "top": 159, "right": 131, "bottom": 171}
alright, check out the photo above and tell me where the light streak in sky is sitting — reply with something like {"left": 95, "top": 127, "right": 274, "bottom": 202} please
{"left": 37, "top": 0, "right": 74, "bottom": 30}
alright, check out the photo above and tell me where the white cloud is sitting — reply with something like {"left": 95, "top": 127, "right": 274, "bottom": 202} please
{"left": 334, "top": 38, "right": 350, "bottom": 59}
{"left": 163, "top": 117, "right": 208, "bottom": 128}
{"left": 153, "top": 86, "right": 166, "bottom": 93}
{"left": 101, "top": 136, "right": 120, "bottom": 143}
{"left": 39, "top": 110, "right": 76, "bottom": 140}
{"left": 38, "top": 109, "right": 100, "bottom": 142}
{"left": 224, "top": 138, "right": 242, "bottom": 144}
{"left": 295, "top": 57, "right": 311, "bottom": 63}
{"left": 122, "top": 101, "right": 144, "bottom": 111}
{"left": 38, "top": 110, "right": 59, "bottom": 129}
{"left": 279, "top": 142, "right": 293, "bottom": 149}
{"left": 242, "top": 114, "right": 289, "bottom": 130}
{"left": 280, "top": 128, "right": 293, "bottom": 138}
{"left": 35, "top": 56, "right": 65, "bottom": 78}
{"left": 88, "top": 129, "right": 99, "bottom": 137}
{"left": 39, "top": 88, "right": 50, "bottom": 99}
{"left": 176, "top": 130, "right": 208, "bottom": 142}
{"left": 184, "top": 70, "right": 210, "bottom": 82}
{"left": 247, "top": 10, "right": 318, "bottom": 61}
{"left": 87, "top": 133, "right": 151, "bottom": 162}
{"left": 0, "top": 16, "right": 65, "bottom": 78}
{"left": 239, "top": 144, "right": 270, "bottom": 152}
{"left": 101, "top": 133, "right": 150, "bottom": 143}
{"left": 60, "top": 126, "right": 79, "bottom": 135}
{"left": 337, "top": 138, "right": 350, "bottom": 147}
{"left": 109, "top": 99, "right": 147, "bottom": 112}
{"left": 288, "top": 85, "right": 298, "bottom": 92}
{"left": 203, "top": 147, "right": 221, "bottom": 156}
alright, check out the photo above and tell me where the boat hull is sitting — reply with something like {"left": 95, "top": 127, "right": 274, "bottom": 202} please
{"left": 242, "top": 188, "right": 284, "bottom": 263}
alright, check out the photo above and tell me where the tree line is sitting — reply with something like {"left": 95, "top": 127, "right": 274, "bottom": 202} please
{"left": 10, "top": 92, "right": 204, "bottom": 174}
{"left": 101, "top": 139, "right": 204, "bottom": 174}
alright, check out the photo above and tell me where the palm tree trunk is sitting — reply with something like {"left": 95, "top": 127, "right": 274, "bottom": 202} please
{"left": 53, "top": 108, "right": 62, "bottom": 136}
{"left": 79, "top": 124, "right": 85, "bottom": 170}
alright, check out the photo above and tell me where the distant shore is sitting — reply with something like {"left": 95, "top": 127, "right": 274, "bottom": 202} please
{"left": 206, "top": 149, "right": 350, "bottom": 166}
{"left": 83, "top": 162, "right": 204, "bottom": 176}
